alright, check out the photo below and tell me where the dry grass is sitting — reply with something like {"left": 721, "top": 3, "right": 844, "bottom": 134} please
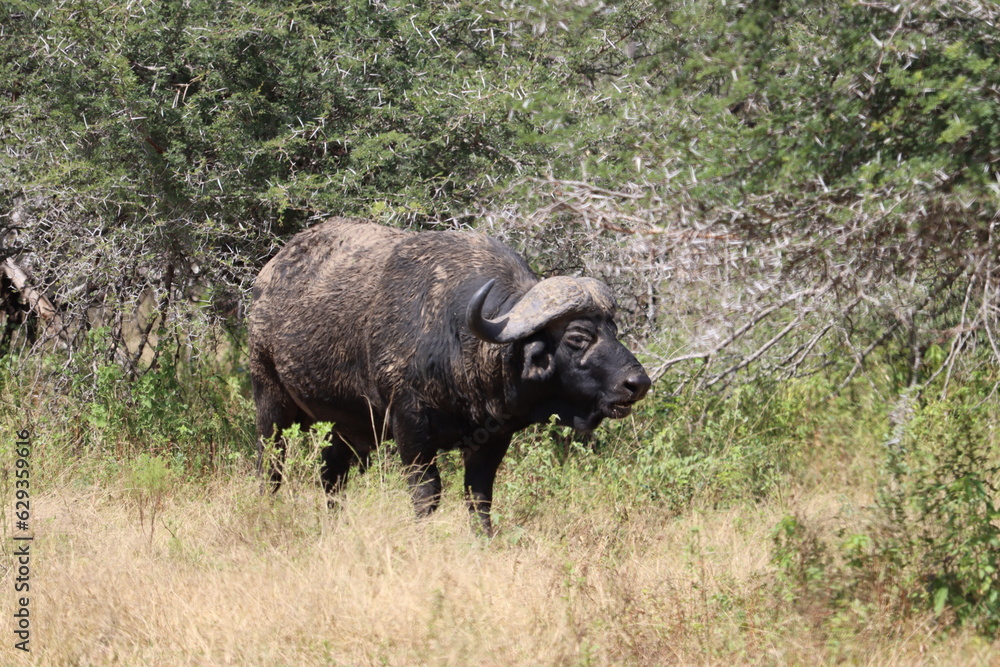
{"left": 2, "top": 460, "right": 998, "bottom": 666}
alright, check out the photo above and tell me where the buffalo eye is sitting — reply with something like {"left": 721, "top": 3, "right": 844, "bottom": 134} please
{"left": 563, "top": 327, "right": 595, "bottom": 350}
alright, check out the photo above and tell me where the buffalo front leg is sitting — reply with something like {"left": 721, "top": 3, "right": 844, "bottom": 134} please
{"left": 402, "top": 454, "right": 443, "bottom": 517}
{"left": 463, "top": 437, "right": 511, "bottom": 536}
{"left": 320, "top": 441, "right": 353, "bottom": 500}
{"left": 320, "top": 433, "right": 374, "bottom": 509}
{"left": 392, "top": 407, "right": 442, "bottom": 517}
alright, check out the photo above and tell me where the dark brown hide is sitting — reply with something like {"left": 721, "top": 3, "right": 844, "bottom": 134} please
{"left": 249, "top": 218, "right": 650, "bottom": 533}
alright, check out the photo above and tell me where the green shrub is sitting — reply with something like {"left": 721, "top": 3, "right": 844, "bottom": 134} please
{"left": 770, "top": 389, "right": 1000, "bottom": 637}
{"left": 0, "top": 324, "right": 255, "bottom": 486}
{"left": 495, "top": 380, "right": 815, "bottom": 525}
{"left": 891, "top": 395, "right": 1000, "bottom": 633}
{"left": 126, "top": 453, "right": 177, "bottom": 545}
{"left": 614, "top": 381, "right": 814, "bottom": 510}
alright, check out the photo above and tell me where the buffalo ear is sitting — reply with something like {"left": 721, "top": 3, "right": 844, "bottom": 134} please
{"left": 522, "top": 339, "right": 554, "bottom": 382}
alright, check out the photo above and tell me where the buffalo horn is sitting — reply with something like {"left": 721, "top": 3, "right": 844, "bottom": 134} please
{"left": 466, "top": 276, "right": 616, "bottom": 344}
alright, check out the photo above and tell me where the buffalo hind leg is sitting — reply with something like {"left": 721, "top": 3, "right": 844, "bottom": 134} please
{"left": 463, "top": 437, "right": 511, "bottom": 536}
{"left": 251, "top": 352, "right": 300, "bottom": 494}
{"left": 257, "top": 434, "right": 285, "bottom": 494}
{"left": 256, "top": 410, "right": 310, "bottom": 494}
{"left": 256, "top": 429, "right": 292, "bottom": 493}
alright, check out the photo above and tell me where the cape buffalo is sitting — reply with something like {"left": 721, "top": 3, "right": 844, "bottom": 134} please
{"left": 249, "top": 217, "right": 650, "bottom": 533}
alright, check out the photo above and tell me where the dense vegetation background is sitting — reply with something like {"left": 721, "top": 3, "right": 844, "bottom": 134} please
{"left": 1, "top": 0, "right": 999, "bottom": 661}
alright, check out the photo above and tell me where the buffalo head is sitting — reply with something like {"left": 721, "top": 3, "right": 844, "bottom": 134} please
{"left": 467, "top": 277, "right": 651, "bottom": 430}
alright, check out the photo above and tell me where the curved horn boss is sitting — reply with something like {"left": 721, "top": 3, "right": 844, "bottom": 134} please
{"left": 466, "top": 276, "right": 617, "bottom": 344}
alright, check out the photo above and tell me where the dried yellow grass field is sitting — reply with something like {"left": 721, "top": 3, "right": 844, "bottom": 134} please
{"left": 3, "top": 459, "right": 997, "bottom": 666}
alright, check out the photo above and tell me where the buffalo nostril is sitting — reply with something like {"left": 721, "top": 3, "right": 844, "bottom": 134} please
{"left": 622, "top": 371, "right": 651, "bottom": 401}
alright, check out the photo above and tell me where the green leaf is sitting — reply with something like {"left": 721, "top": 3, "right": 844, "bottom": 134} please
{"left": 938, "top": 116, "right": 976, "bottom": 144}
{"left": 933, "top": 586, "right": 950, "bottom": 615}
